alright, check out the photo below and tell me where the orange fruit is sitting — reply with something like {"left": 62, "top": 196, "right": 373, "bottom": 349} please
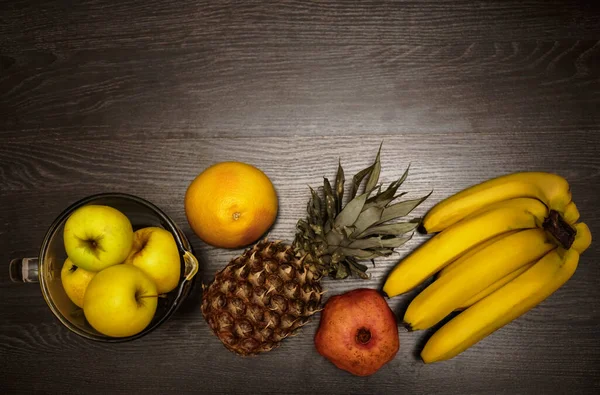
{"left": 184, "top": 161, "right": 278, "bottom": 248}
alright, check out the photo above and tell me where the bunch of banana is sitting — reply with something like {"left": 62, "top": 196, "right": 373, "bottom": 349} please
{"left": 381, "top": 172, "right": 592, "bottom": 363}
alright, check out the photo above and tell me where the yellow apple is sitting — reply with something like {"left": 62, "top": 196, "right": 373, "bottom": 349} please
{"left": 124, "top": 227, "right": 181, "bottom": 294}
{"left": 63, "top": 205, "right": 133, "bottom": 272}
{"left": 60, "top": 258, "right": 96, "bottom": 308}
{"left": 83, "top": 264, "right": 157, "bottom": 337}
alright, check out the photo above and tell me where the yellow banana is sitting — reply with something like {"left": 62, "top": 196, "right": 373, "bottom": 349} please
{"left": 421, "top": 248, "right": 579, "bottom": 363}
{"left": 438, "top": 230, "right": 520, "bottom": 278}
{"left": 563, "top": 201, "right": 580, "bottom": 224}
{"left": 383, "top": 198, "right": 548, "bottom": 297}
{"left": 404, "top": 228, "right": 556, "bottom": 330}
{"left": 458, "top": 262, "right": 534, "bottom": 309}
{"left": 422, "top": 172, "right": 571, "bottom": 234}
{"left": 441, "top": 199, "right": 580, "bottom": 277}
{"left": 571, "top": 222, "right": 592, "bottom": 253}
{"left": 446, "top": 219, "right": 583, "bottom": 310}
{"left": 421, "top": 222, "right": 591, "bottom": 363}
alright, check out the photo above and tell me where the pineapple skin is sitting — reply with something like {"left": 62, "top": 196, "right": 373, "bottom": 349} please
{"left": 201, "top": 240, "right": 323, "bottom": 356}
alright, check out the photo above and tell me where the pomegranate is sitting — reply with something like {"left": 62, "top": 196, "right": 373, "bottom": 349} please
{"left": 314, "top": 288, "right": 399, "bottom": 376}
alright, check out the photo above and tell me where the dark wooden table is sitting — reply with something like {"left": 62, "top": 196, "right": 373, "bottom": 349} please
{"left": 2, "top": 1, "right": 599, "bottom": 394}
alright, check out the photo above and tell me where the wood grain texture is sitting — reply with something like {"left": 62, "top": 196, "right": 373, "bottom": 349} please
{"left": 1, "top": 0, "right": 600, "bottom": 51}
{"left": 1, "top": 40, "right": 599, "bottom": 136}
{"left": 2, "top": 1, "right": 600, "bottom": 394}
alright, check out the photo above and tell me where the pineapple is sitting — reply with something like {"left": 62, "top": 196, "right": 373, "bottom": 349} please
{"left": 201, "top": 148, "right": 429, "bottom": 355}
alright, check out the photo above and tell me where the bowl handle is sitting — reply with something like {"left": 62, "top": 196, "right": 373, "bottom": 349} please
{"left": 9, "top": 257, "right": 39, "bottom": 283}
{"left": 182, "top": 251, "right": 199, "bottom": 281}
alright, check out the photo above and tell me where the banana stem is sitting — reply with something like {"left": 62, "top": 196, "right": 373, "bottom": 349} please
{"left": 543, "top": 210, "right": 576, "bottom": 249}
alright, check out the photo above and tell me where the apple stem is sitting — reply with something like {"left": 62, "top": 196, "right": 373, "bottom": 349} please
{"left": 139, "top": 294, "right": 167, "bottom": 299}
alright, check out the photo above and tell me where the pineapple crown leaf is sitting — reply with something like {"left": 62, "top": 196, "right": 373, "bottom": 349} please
{"left": 349, "top": 163, "right": 375, "bottom": 200}
{"left": 347, "top": 257, "right": 370, "bottom": 279}
{"left": 347, "top": 234, "right": 414, "bottom": 250}
{"left": 356, "top": 222, "right": 418, "bottom": 238}
{"left": 293, "top": 147, "right": 428, "bottom": 280}
{"left": 335, "top": 159, "right": 345, "bottom": 212}
{"left": 364, "top": 146, "right": 382, "bottom": 195}
{"left": 322, "top": 177, "right": 337, "bottom": 225}
{"left": 376, "top": 192, "right": 431, "bottom": 225}
{"left": 333, "top": 192, "right": 369, "bottom": 228}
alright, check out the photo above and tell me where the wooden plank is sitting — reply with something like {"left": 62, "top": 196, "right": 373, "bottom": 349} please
{"left": 1, "top": 1, "right": 599, "bottom": 51}
{"left": 1, "top": 41, "right": 599, "bottom": 135}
